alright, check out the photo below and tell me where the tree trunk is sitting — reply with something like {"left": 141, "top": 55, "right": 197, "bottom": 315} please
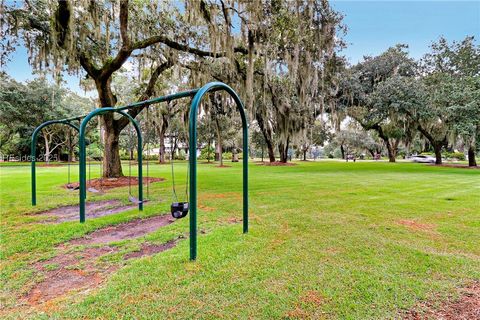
{"left": 278, "top": 139, "right": 289, "bottom": 163}
{"left": 303, "top": 149, "right": 307, "bottom": 161}
{"left": 43, "top": 131, "right": 51, "bottom": 164}
{"left": 385, "top": 141, "right": 396, "bottom": 163}
{"left": 67, "top": 130, "right": 76, "bottom": 162}
{"left": 207, "top": 138, "right": 212, "bottom": 163}
{"left": 232, "top": 148, "right": 239, "bottom": 162}
{"left": 159, "top": 130, "right": 166, "bottom": 163}
{"left": 103, "top": 128, "right": 123, "bottom": 177}
{"left": 368, "top": 124, "right": 396, "bottom": 162}
{"left": 213, "top": 116, "right": 224, "bottom": 166}
{"left": 255, "top": 110, "right": 275, "bottom": 162}
{"left": 367, "top": 149, "right": 376, "bottom": 158}
{"left": 266, "top": 141, "right": 276, "bottom": 163}
{"left": 340, "top": 144, "right": 345, "bottom": 160}
{"left": 468, "top": 145, "right": 476, "bottom": 167}
{"left": 218, "top": 141, "right": 223, "bottom": 166}
{"left": 97, "top": 76, "right": 125, "bottom": 177}
{"left": 416, "top": 125, "right": 447, "bottom": 166}
{"left": 158, "top": 114, "right": 169, "bottom": 163}
{"left": 215, "top": 130, "right": 223, "bottom": 166}
{"left": 433, "top": 144, "right": 443, "bottom": 165}
{"left": 261, "top": 146, "right": 264, "bottom": 162}
{"left": 376, "top": 134, "right": 397, "bottom": 163}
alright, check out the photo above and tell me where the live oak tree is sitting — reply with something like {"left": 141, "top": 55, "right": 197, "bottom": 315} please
{"left": 186, "top": 0, "right": 343, "bottom": 163}
{"left": 2, "top": 0, "right": 249, "bottom": 177}
{"left": 420, "top": 37, "right": 480, "bottom": 166}
{"left": 337, "top": 45, "right": 416, "bottom": 162}
{"left": 252, "top": 0, "right": 343, "bottom": 163}
{"left": 448, "top": 76, "right": 480, "bottom": 166}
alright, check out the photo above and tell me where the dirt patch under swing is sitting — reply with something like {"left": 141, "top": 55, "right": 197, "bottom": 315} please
{"left": 27, "top": 241, "right": 178, "bottom": 305}
{"left": 33, "top": 200, "right": 137, "bottom": 223}
{"left": 71, "top": 214, "right": 175, "bottom": 245}
{"left": 123, "top": 241, "right": 177, "bottom": 259}
{"left": 404, "top": 281, "right": 480, "bottom": 319}
{"left": 64, "top": 176, "right": 164, "bottom": 191}
{"left": 25, "top": 214, "right": 178, "bottom": 305}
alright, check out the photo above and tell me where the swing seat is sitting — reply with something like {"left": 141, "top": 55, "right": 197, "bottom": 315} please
{"left": 128, "top": 195, "right": 142, "bottom": 204}
{"left": 66, "top": 184, "right": 79, "bottom": 191}
{"left": 87, "top": 187, "right": 101, "bottom": 193}
{"left": 171, "top": 202, "right": 189, "bottom": 219}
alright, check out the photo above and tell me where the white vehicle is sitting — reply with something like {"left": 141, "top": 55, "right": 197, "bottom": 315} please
{"left": 410, "top": 155, "right": 436, "bottom": 163}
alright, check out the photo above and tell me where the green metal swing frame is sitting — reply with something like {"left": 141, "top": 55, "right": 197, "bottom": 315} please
{"left": 30, "top": 82, "right": 249, "bottom": 261}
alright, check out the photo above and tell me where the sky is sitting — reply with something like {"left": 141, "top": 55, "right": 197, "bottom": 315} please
{"left": 2, "top": 0, "right": 479, "bottom": 97}
{"left": 331, "top": 0, "right": 480, "bottom": 63}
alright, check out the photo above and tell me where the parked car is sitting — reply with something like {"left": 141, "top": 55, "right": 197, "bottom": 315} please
{"left": 410, "top": 155, "right": 436, "bottom": 163}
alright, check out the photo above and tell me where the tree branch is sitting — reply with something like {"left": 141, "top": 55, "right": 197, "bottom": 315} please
{"left": 78, "top": 53, "right": 100, "bottom": 78}
{"left": 220, "top": 0, "right": 232, "bottom": 28}
{"left": 119, "top": 0, "right": 131, "bottom": 48}
{"left": 115, "top": 61, "right": 174, "bottom": 129}
{"left": 179, "top": 62, "right": 225, "bottom": 82}
{"left": 98, "top": 47, "right": 133, "bottom": 81}
{"left": 97, "top": 0, "right": 133, "bottom": 81}
{"left": 133, "top": 35, "right": 248, "bottom": 57}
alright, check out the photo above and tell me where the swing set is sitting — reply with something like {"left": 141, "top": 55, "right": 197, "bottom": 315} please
{"left": 30, "top": 82, "right": 248, "bottom": 260}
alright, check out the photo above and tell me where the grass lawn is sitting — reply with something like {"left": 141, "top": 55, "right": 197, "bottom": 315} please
{"left": 0, "top": 161, "right": 479, "bottom": 319}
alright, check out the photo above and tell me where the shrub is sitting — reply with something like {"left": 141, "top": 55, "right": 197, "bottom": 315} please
{"left": 199, "top": 146, "right": 215, "bottom": 161}
{"left": 444, "top": 152, "right": 465, "bottom": 161}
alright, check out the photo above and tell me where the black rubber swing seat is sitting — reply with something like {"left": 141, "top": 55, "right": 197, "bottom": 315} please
{"left": 66, "top": 184, "right": 79, "bottom": 191}
{"left": 171, "top": 202, "right": 189, "bottom": 219}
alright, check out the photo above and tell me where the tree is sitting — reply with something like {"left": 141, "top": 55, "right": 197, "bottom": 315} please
{"left": 422, "top": 37, "right": 480, "bottom": 166}
{"left": 185, "top": 0, "right": 344, "bottom": 163}
{"left": 297, "top": 121, "right": 329, "bottom": 161}
{"left": 0, "top": 73, "right": 91, "bottom": 160}
{"left": 448, "top": 76, "right": 480, "bottom": 166}
{"left": 250, "top": 125, "right": 269, "bottom": 162}
{"left": 337, "top": 45, "right": 416, "bottom": 162}
{"left": 2, "top": 0, "right": 251, "bottom": 176}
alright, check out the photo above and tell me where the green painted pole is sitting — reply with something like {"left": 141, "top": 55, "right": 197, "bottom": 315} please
{"left": 31, "top": 121, "right": 79, "bottom": 206}
{"left": 78, "top": 109, "right": 142, "bottom": 222}
{"left": 189, "top": 82, "right": 249, "bottom": 261}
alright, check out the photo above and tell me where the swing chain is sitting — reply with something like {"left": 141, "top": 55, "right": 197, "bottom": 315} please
{"left": 146, "top": 106, "right": 150, "bottom": 200}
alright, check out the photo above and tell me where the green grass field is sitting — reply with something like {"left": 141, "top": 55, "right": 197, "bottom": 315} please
{"left": 1, "top": 161, "right": 479, "bottom": 319}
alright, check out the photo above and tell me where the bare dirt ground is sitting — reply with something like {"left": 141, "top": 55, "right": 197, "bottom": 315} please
{"left": 70, "top": 214, "right": 175, "bottom": 245}
{"left": 397, "top": 219, "right": 437, "bottom": 233}
{"left": 123, "top": 241, "right": 176, "bottom": 259}
{"left": 64, "top": 176, "right": 164, "bottom": 191}
{"left": 24, "top": 214, "right": 178, "bottom": 305}
{"left": 404, "top": 282, "right": 480, "bottom": 319}
{"left": 33, "top": 200, "right": 136, "bottom": 222}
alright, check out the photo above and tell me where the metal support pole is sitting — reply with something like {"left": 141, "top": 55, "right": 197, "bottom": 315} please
{"left": 189, "top": 82, "right": 249, "bottom": 261}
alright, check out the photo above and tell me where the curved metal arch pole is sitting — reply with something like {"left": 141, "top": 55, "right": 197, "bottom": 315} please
{"left": 31, "top": 121, "right": 80, "bottom": 206}
{"left": 189, "top": 82, "right": 249, "bottom": 261}
{"left": 78, "top": 109, "right": 143, "bottom": 223}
